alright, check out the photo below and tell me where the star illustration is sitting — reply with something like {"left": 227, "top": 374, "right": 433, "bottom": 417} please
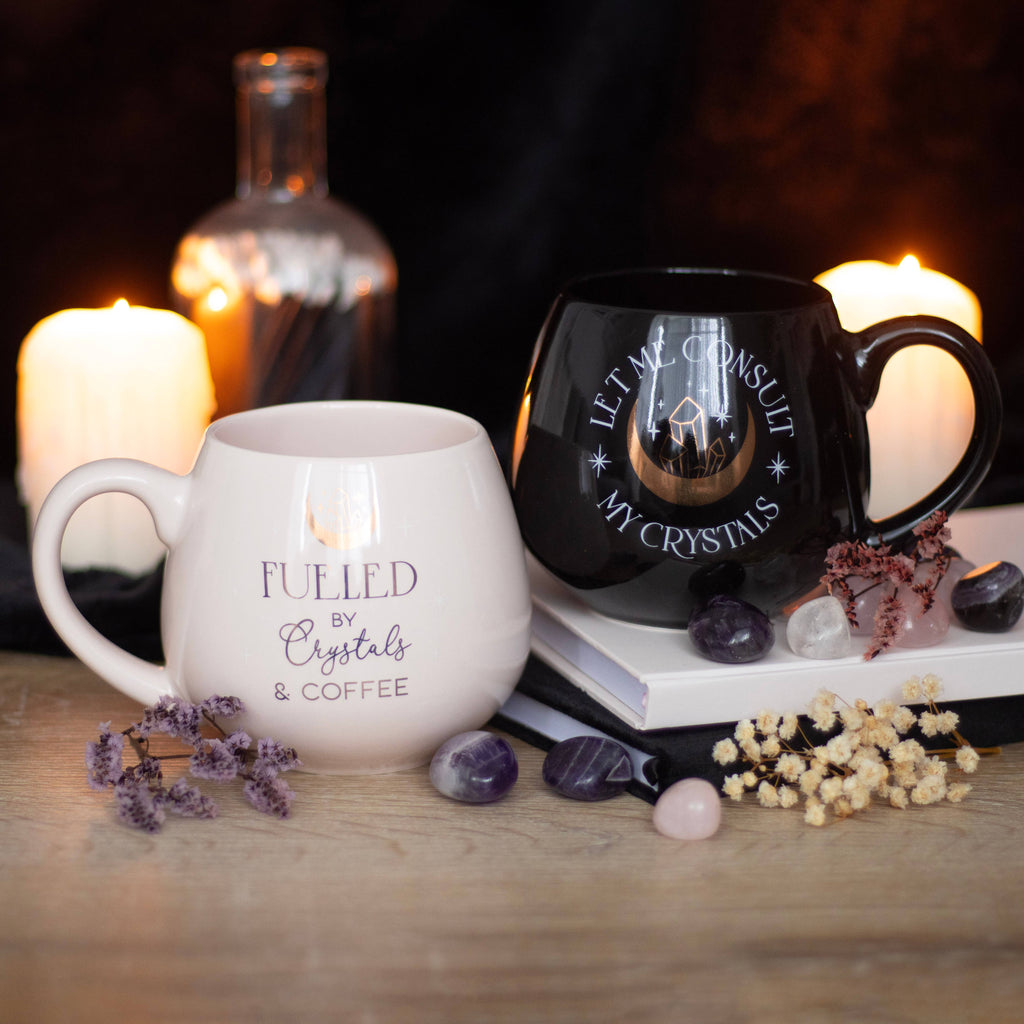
{"left": 767, "top": 453, "right": 790, "bottom": 482}
{"left": 713, "top": 410, "right": 732, "bottom": 428}
{"left": 588, "top": 445, "right": 611, "bottom": 477}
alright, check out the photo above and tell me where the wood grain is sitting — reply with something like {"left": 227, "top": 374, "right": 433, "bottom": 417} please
{"left": 1, "top": 651, "right": 1022, "bottom": 1023}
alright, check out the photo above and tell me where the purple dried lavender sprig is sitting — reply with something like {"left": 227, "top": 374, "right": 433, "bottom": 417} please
{"left": 87, "top": 694, "right": 300, "bottom": 831}
{"left": 243, "top": 774, "right": 297, "bottom": 819}
{"left": 253, "top": 737, "right": 302, "bottom": 775}
{"left": 199, "top": 696, "right": 247, "bottom": 720}
{"left": 135, "top": 695, "right": 204, "bottom": 746}
{"left": 113, "top": 776, "right": 166, "bottom": 833}
{"left": 223, "top": 730, "right": 253, "bottom": 756}
{"left": 85, "top": 722, "right": 125, "bottom": 791}
{"left": 125, "top": 756, "right": 164, "bottom": 784}
{"left": 164, "top": 778, "right": 218, "bottom": 819}
{"left": 189, "top": 738, "right": 243, "bottom": 781}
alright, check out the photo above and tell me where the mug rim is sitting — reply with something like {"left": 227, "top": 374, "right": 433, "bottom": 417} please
{"left": 560, "top": 266, "right": 833, "bottom": 316}
{"left": 204, "top": 400, "right": 486, "bottom": 460}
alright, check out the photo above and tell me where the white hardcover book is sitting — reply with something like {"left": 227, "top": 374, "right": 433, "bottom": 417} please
{"left": 528, "top": 505, "right": 1024, "bottom": 731}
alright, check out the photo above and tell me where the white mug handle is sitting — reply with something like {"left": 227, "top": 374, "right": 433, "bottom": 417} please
{"left": 31, "top": 458, "right": 191, "bottom": 706}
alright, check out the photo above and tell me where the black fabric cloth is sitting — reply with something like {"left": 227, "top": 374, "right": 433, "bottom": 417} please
{"left": 0, "top": 484, "right": 163, "bottom": 661}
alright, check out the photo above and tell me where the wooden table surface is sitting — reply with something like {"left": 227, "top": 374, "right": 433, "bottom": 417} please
{"left": 2, "top": 649, "right": 1023, "bottom": 1024}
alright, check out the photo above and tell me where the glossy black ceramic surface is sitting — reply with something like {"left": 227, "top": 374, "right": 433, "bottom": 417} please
{"left": 511, "top": 268, "right": 1002, "bottom": 627}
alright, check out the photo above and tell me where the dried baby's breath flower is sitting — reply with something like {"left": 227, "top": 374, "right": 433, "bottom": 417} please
{"left": 712, "top": 738, "right": 738, "bottom": 766}
{"left": 804, "top": 799, "right": 827, "bottom": 827}
{"left": 740, "top": 737, "right": 761, "bottom": 761}
{"left": 902, "top": 677, "right": 922, "bottom": 701}
{"left": 734, "top": 719, "right": 756, "bottom": 743}
{"left": 891, "top": 738, "right": 925, "bottom": 767}
{"left": 833, "top": 796, "right": 855, "bottom": 819}
{"left": 891, "top": 705, "right": 917, "bottom": 734}
{"left": 715, "top": 676, "right": 987, "bottom": 825}
{"left": 824, "top": 733, "right": 854, "bottom": 766}
{"left": 911, "top": 774, "right": 947, "bottom": 805}
{"left": 723, "top": 774, "right": 746, "bottom": 800}
{"left": 874, "top": 699, "right": 898, "bottom": 722}
{"left": 779, "top": 712, "right": 799, "bottom": 741}
{"left": 947, "top": 782, "right": 972, "bottom": 802}
{"left": 839, "top": 705, "right": 865, "bottom": 731}
{"left": 810, "top": 689, "right": 838, "bottom": 732}
{"left": 776, "top": 752, "right": 804, "bottom": 783}
{"left": 889, "top": 787, "right": 909, "bottom": 809}
{"left": 843, "top": 778, "right": 872, "bottom": 811}
{"left": 819, "top": 776, "right": 843, "bottom": 804}
{"left": 800, "top": 766, "right": 825, "bottom": 796}
{"left": 855, "top": 760, "right": 888, "bottom": 792}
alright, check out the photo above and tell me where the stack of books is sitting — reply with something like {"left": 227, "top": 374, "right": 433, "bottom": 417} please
{"left": 492, "top": 505, "right": 1024, "bottom": 803}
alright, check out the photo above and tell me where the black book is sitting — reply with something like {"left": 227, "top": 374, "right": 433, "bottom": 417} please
{"left": 492, "top": 656, "right": 1024, "bottom": 805}
{"left": 492, "top": 656, "right": 734, "bottom": 804}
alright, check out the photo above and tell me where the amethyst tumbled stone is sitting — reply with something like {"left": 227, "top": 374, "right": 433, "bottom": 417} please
{"left": 542, "top": 736, "right": 633, "bottom": 801}
{"left": 688, "top": 594, "right": 775, "bottom": 663}
{"left": 951, "top": 561, "right": 1024, "bottom": 632}
{"left": 429, "top": 731, "right": 518, "bottom": 803}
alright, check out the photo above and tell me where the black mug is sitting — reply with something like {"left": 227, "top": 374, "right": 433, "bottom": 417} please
{"left": 510, "top": 268, "right": 1002, "bottom": 628}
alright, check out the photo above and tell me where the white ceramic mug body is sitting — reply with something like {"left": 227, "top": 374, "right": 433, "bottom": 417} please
{"left": 33, "top": 402, "right": 532, "bottom": 773}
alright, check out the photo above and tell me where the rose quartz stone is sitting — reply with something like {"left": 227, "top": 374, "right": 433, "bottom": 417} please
{"left": 652, "top": 778, "right": 722, "bottom": 840}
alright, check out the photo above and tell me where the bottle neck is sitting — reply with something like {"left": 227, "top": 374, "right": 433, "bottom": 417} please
{"left": 234, "top": 48, "right": 329, "bottom": 202}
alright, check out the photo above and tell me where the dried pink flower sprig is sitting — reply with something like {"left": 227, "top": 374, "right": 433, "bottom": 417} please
{"left": 822, "top": 510, "right": 952, "bottom": 659}
{"left": 86, "top": 695, "right": 301, "bottom": 832}
{"left": 713, "top": 674, "right": 981, "bottom": 826}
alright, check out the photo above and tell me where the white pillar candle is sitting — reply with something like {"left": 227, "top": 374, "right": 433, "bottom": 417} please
{"left": 814, "top": 257, "right": 982, "bottom": 521}
{"left": 16, "top": 300, "right": 216, "bottom": 575}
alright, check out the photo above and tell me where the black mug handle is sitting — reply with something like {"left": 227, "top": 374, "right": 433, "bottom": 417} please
{"left": 849, "top": 314, "right": 1002, "bottom": 546}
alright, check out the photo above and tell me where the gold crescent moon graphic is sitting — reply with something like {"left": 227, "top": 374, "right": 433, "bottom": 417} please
{"left": 626, "top": 403, "right": 756, "bottom": 506}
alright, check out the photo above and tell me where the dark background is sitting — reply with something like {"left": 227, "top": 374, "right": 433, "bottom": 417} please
{"left": 2, "top": 0, "right": 1023, "bottom": 502}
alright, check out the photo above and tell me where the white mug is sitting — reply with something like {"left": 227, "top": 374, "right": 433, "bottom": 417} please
{"left": 32, "top": 401, "right": 532, "bottom": 773}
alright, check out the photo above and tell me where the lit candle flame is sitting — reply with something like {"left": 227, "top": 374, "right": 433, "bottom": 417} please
{"left": 206, "top": 287, "right": 228, "bottom": 312}
{"left": 113, "top": 299, "right": 130, "bottom": 312}
{"left": 898, "top": 254, "right": 921, "bottom": 274}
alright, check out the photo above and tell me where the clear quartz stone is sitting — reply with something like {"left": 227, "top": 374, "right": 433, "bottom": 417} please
{"left": 897, "top": 598, "right": 950, "bottom": 647}
{"left": 850, "top": 557, "right": 974, "bottom": 635}
{"left": 786, "top": 595, "right": 851, "bottom": 659}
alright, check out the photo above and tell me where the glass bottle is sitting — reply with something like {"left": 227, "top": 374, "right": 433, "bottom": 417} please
{"left": 170, "top": 48, "right": 396, "bottom": 418}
